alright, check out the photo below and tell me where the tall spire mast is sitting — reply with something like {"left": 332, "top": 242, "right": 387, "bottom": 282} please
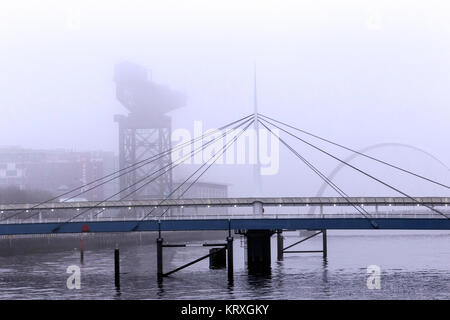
{"left": 253, "top": 63, "right": 262, "bottom": 196}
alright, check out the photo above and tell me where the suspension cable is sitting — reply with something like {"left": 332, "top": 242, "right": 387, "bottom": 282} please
{"left": 259, "top": 113, "right": 450, "bottom": 190}
{"left": 2, "top": 114, "right": 252, "bottom": 221}
{"left": 89, "top": 117, "right": 254, "bottom": 219}
{"left": 51, "top": 118, "right": 253, "bottom": 231}
{"left": 157, "top": 119, "right": 255, "bottom": 219}
{"left": 259, "top": 117, "right": 449, "bottom": 219}
{"left": 131, "top": 119, "right": 254, "bottom": 230}
{"left": 258, "top": 119, "right": 379, "bottom": 228}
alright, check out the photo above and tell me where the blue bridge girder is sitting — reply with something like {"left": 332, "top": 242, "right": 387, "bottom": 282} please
{"left": 0, "top": 217, "right": 449, "bottom": 235}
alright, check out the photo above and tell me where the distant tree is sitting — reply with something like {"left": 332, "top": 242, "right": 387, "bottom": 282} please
{"left": 0, "top": 186, "right": 54, "bottom": 204}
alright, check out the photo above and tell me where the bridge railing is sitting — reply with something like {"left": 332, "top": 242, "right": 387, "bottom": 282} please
{"left": 0, "top": 210, "right": 448, "bottom": 225}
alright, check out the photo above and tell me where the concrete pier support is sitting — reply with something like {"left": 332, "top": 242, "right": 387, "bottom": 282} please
{"left": 246, "top": 230, "right": 272, "bottom": 273}
{"left": 277, "top": 230, "right": 283, "bottom": 261}
{"left": 322, "top": 229, "right": 327, "bottom": 259}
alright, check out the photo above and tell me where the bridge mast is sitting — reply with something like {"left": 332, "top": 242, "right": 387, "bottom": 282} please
{"left": 253, "top": 63, "right": 263, "bottom": 197}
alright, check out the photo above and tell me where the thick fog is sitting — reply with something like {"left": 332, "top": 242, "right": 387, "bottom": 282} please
{"left": 1, "top": 0, "right": 449, "bottom": 199}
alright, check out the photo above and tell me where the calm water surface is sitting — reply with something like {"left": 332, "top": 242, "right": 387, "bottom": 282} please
{"left": 0, "top": 230, "right": 448, "bottom": 299}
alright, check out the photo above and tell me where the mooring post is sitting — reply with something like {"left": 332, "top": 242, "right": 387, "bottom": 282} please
{"left": 157, "top": 221, "right": 163, "bottom": 280}
{"left": 80, "top": 238, "right": 84, "bottom": 264}
{"left": 322, "top": 229, "right": 327, "bottom": 259}
{"left": 277, "top": 230, "right": 283, "bottom": 261}
{"left": 114, "top": 247, "right": 120, "bottom": 289}
{"left": 227, "top": 219, "right": 233, "bottom": 282}
{"left": 227, "top": 236, "right": 233, "bottom": 282}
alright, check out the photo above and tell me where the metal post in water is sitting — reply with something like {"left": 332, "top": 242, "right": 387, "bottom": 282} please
{"left": 157, "top": 238, "right": 163, "bottom": 279}
{"left": 156, "top": 220, "right": 163, "bottom": 280}
{"left": 322, "top": 229, "right": 327, "bottom": 259}
{"left": 227, "top": 236, "right": 233, "bottom": 282}
{"left": 277, "top": 230, "right": 284, "bottom": 261}
{"left": 80, "top": 238, "right": 84, "bottom": 264}
{"left": 114, "top": 248, "right": 120, "bottom": 289}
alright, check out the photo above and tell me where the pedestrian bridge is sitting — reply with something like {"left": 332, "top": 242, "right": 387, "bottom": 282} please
{"left": 1, "top": 196, "right": 449, "bottom": 212}
{"left": 0, "top": 213, "right": 449, "bottom": 236}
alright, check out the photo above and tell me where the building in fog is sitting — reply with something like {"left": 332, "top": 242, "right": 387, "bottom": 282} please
{"left": 0, "top": 146, "right": 228, "bottom": 205}
{"left": 0, "top": 147, "right": 117, "bottom": 201}
{"left": 170, "top": 180, "right": 229, "bottom": 216}
{"left": 173, "top": 181, "right": 228, "bottom": 199}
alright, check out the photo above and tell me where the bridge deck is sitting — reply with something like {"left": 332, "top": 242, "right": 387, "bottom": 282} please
{"left": 1, "top": 196, "right": 449, "bottom": 212}
{"left": 0, "top": 216, "right": 449, "bottom": 235}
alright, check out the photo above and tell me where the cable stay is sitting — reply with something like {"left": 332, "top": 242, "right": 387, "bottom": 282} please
{"left": 1, "top": 114, "right": 253, "bottom": 222}
{"left": 130, "top": 119, "right": 255, "bottom": 231}
{"left": 89, "top": 116, "right": 254, "bottom": 219}
{"left": 51, "top": 117, "right": 253, "bottom": 232}
{"left": 65, "top": 117, "right": 247, "bottom": 223}
{"left": 258, "top": 119, "right": 379, "bottom": 228}
{"left": 259, "top": 116, "right": 449, "bottom": 219}
{"left": 258, "top": 113, "right": 450, "bottom": 190}
{"left": 158, "top": 119, "right": 255, "bottom": 218}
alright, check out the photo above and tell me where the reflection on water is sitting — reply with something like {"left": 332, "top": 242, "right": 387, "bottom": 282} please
{"left": 0, "top": 230, "right": 448, "bottom": 299}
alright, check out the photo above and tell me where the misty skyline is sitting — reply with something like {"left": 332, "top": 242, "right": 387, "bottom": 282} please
{"left": 1, "top": 1, "right": 449, "bottom": 197}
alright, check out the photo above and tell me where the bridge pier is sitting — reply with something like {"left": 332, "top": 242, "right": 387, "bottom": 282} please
{"left": 245, "top": 230, "right": 272, "bottom": 274}
{"left": 277, "top": 230, "right": 283, "bottom": 261}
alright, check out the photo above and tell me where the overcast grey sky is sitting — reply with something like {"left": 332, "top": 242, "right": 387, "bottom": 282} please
{"left": 1, "top": 0, "right": 449, "bottom": 197}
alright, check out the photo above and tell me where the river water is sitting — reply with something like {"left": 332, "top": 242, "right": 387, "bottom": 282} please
{"left": 0, "top": 230, "right": 448, "bottom": 299}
